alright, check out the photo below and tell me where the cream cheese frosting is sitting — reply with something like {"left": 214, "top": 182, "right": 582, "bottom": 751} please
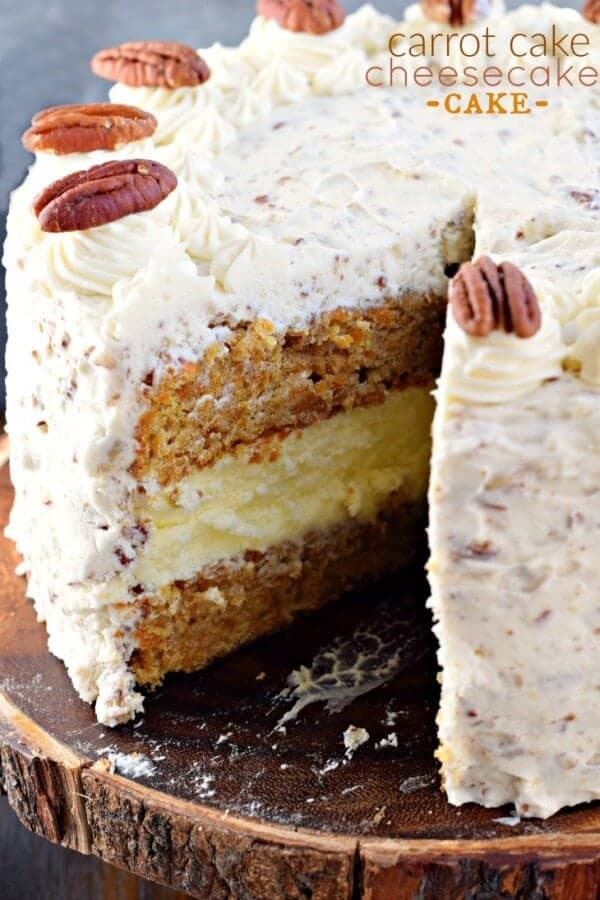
{"left": 428, "top": 372, "right": 600, "bottom": 818}
{"left": 4, "top": 0, "right": 600, "bottom": 764}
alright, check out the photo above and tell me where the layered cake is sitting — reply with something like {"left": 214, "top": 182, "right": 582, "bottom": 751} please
{"left": 4, "top": 0, "right": 599, "bottom": 818}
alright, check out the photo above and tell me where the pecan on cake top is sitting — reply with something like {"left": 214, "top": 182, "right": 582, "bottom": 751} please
{"left": 33, "top": 159, "right": 177, "bottom": 233}
{"left": 91, "top": 41, "right": 210, "bottom": 88}
{"left": 22, "top": 103, "right": 157, "bottom": 155}
{"left": 583, "top": 0, "right": 600, "bottom": 24}
{"left": 257, "top": 0, "right": 346, "bottom": 34}
{"left": 450, "top": 256, "right": 542, "bottom": 338}
{"left": 420, "top": 0, "right": 489, "bottom": 27}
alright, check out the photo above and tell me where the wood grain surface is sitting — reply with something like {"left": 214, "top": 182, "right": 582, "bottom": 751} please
{"left": 0, "top": 462, "right": 598, "bottom": 898}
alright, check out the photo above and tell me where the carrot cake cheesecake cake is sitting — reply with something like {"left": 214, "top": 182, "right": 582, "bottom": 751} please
{"left": 4, "top": 0, "right": 599, "bottom": 818}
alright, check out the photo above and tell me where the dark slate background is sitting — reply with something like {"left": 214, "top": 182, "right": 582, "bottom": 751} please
{"left": 0, "top": 0, "right": 582, "bottom": 409}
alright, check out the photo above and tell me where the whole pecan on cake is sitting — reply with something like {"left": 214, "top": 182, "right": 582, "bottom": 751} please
{"left": 449, "top": 256, "right": 541, "bottom": 338}
{"left": 257, "top": 0, "right": 346, "bottom": 34}
{"left": 91, "top": 41, "right": 210, "bottom": 88}
{"left": 420, "top": 0, "right": 483, "bottom": 26}
{"left": 22, "top": 103, "right": 157, "bottom": 155}
{"left": 583, "top": 0, "right": 600, "bottom": 24}
{"left": 33, "top": 159, "right": 177, "bottom": 233}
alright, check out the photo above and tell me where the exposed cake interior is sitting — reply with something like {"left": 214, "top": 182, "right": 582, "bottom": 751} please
{"left": 129, "top": 298, "right": 446, "bottom": 685}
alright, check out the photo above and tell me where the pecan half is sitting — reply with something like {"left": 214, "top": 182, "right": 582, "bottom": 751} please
{"left": 257, "top": 0, "right": 346, "bottom": 34}
{"left": 583, "top": 0, "right": 600, "bottom": 24}
{"left": 91, "top": 41, "right": 210, "bottom": 88}
{"left": 421, "top": 0, "right": 479, "bottom": 26}
{"left": 33, "top": 159, "right": 177, "bottom": 233}
{"left": 449, "top": 256, "right": 541, "bottom": 339}
{"left": 22, "top": 103, "right": 157, "bottom": 155}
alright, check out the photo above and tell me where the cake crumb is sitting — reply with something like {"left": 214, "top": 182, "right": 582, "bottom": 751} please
{"left": 372, "top": 805, "right": 387, "bottom": 826}
{"left": 376, "top": 732, "right": 398, "bottom": 749}
{"left": 195, "top": 774, "right": 216, "bottom": 799}
{"left": 106, "top": 751, "right": 156, "bottom": 779}
{"left": 385, "top": 708, "right": 399, "bottom": 727}
{"left": 494, "top": 815, "right": 522, "bottom": 827}
{"left": 343, "top": 725, "right": 370, "bottom": 757}
{"left": 319, "top": 758, "right": 340, "bottom": 775}
{"left": 399, "top": 774, "right": 435, "bottom": 794}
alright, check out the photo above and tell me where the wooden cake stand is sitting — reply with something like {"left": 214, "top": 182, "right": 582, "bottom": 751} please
{"left": 0, "top": 459, "right": 598, "bottom": 899}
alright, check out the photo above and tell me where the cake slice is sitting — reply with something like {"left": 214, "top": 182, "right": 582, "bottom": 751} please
{"left": 428, "top": 242, "right": 600, "bottom": 818}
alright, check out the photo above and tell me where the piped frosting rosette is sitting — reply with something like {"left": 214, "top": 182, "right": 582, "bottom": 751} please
{"left": 444, "top": 311, "right": 565, "bottom": 404}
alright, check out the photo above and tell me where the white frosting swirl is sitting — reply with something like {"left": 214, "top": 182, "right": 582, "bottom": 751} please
{"left": 527, "top": 276, "right": 576, "bottom": 326}
{"left": 498, "top": 233, "right": 600, "bottom": 327}
{"left": 313, "top": 50, "right": 368, "bottom": 96}
{"left": 210, "top": 233, "right": 292, "bottom": 317}
{"left": 155, "top": 141, "right": 225, "bottom": 193}
{"left": 444, "top": 312, "right": 565, "bottom": 405}
{"left": 34, "top": 211, "right": 193, "bottom": 298}
{"left": 240, "top": 15, "right": 351, "bottom": 75}
{"left": 221, "top": 88, "right": 273, "bottom": 128}
{"left": 153, "top": 142, "right": 237, "bottom": 263}
{"left": 3, "top": 185, "right": 44, "bottom": 260}
{"left": 109, "top": 82, "right": 221, "bottom": 146}
{"left": 198, "top": 43, "right": 255, "bottom": 92}
{"left": 176, "top": 106, "right": 237, "bottom": 154}
{"left": 170, "top": 186, "right": 247, "bottom": 262}
{"left": 252, "top": 61, "right": 310, "bottom": 104}
{"left": 340, "top": 4, "right": 396, "bottom": 53}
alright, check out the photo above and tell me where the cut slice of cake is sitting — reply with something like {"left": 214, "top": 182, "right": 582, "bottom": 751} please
{"left": 428, "top": 244, "right": 600, "bottom": 818}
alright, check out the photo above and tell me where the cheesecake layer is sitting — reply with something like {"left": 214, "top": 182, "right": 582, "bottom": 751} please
{"left": 133, "top": 386, "right": 434, "bottom": 588}
{"left": 132, "top": 493, "right": 425, "bottom": 687}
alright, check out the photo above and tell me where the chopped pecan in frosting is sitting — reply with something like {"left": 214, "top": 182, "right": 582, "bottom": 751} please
{"left": 22, "top": 103, "right": 157, "bottom": 155}
{"left": 257, "top": 0, "right": 346, "bottom": 34}
{"left": 570, "top": 188, "right": 599, "bottom": 209}
{"left": 33, "top": 159, "right": 177, "bottom": 233}
{"left": 450, "top": 256, "right": 542, "bottom": 339}
{"left": 91, "top": 41, "right": 210, "bottom": 88}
